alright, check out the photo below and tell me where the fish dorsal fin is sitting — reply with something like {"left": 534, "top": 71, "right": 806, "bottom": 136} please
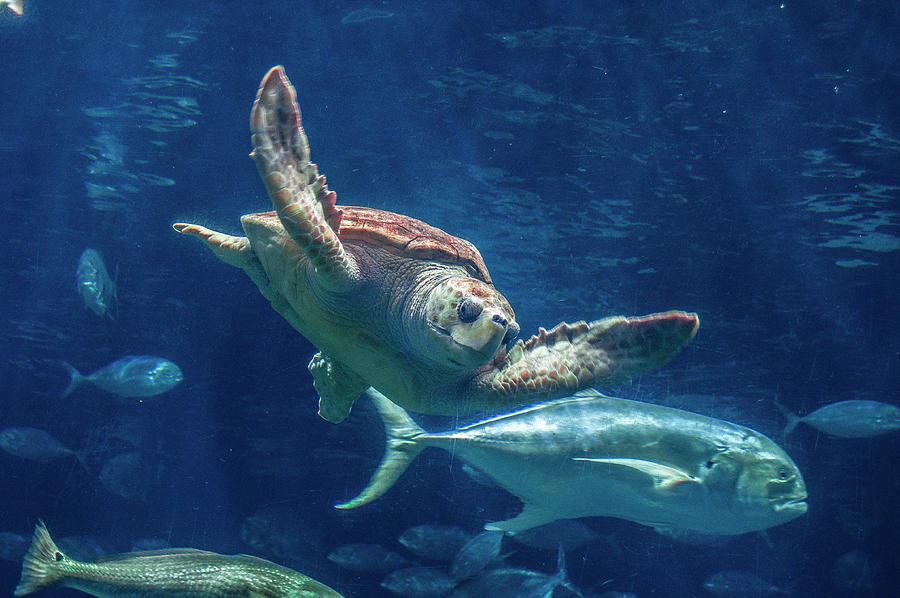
{"left": 572, "top": 457, "right": 698, "bottom": 491}
{"left": 229, "top": 554, "right": 283, "bottom": 568}
{"left": 572, "top": 388, "right": 606, "bottom": 398}
{"left": 93, "top": 548, "right": 216, "bottom": 563}
{"left": 456, "top": 392, "right": 605, "bottom": 432}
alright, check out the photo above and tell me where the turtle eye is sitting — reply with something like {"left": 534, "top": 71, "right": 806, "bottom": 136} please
{"left": 457, "top": 297, "right": 482, "bottom": 323}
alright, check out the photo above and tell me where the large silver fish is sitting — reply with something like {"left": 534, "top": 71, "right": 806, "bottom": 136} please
{"left": 340, "top": 389, "right": 808, "bottom": 535}
{"left": 61, "top": 356, "right": 183, "bottom": 399}
{"left": 76, "top": 249, "right": 117, "bottom": 320}
{"left": 15, "top": 522, "right": 344, "bottom": 598}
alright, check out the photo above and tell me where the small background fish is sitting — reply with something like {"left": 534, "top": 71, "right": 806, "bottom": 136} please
{"left": 61, "top": 356, "right": 183, "bottom": 399}
{"left": 776, "top": 399, "right": 900, "bottom": 438}
{"left": 327, "top": 543, "right": 409, "bottom": 574}
{"left": 398, "top": 524, "right": 473, "bottom": 562}
{"left": 75, "top": 249, "right": 117, "bottom": 321}
{"left": 0, "top": 428, "right": 78, "bottom": 464}
{"left": 701, "top": 570, "right": 788, "bottom": 598}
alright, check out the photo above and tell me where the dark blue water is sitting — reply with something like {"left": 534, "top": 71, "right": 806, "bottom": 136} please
{"left": 1, "top": 1, "right": 898, "bottom": 597}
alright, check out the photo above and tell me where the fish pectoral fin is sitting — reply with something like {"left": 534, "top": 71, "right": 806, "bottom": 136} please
{"left": 484, "top": 502, "right": 558, "bottom": 536}
{"left": 573, "top": 457, "right": 699, "bottom": 491}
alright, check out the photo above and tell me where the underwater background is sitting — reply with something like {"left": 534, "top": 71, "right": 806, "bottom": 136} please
{"left": 1, "top": 1, "right": 898, "bottom": 597}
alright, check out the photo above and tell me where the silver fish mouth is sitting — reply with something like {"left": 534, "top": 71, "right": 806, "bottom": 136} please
{"left": 774, "top": 496, "right": 808, "bottom": 514}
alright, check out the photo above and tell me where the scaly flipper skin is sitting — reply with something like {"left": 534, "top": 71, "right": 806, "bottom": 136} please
{"left": 172, "top": 222, "right": 315, "bottom": 338}
{"left": 171, "top": 223, "right": 272, "bottom": 295}
{"left": 249, "top": 65, "right": 357, "bottom": 290}
{"left": 478, "top": 310, "right": 699, "bottom": 401}
{"left": 308, "top": 352, "right": 369, "bottom": 423}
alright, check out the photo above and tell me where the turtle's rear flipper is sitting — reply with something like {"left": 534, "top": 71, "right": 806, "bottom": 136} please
{"left": 484, "top": 310, "right": 699, "bottom": 399}
{"left": 250, "top": 66, "right": 356, "bottom": 290}
{"left": 309, "top": 352, "right": 368, "bottom": 423}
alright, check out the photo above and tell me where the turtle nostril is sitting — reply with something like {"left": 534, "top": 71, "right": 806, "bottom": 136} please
{"left": 492, "top": 314, "right": 507, "bottom": 327}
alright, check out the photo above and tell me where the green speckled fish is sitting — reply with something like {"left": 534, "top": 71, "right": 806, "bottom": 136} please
{"left": 15, "top": 522, "right": 343, "bottom": 598}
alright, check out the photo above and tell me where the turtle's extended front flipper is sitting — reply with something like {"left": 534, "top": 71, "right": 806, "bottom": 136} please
{"left": 250, "top": 66, "right": 357, "bottom": 290}
{"left": 173, "top": 223, "right": 272, "bottom": 296}
{"left": 173, "top": 222, "right": 312, "bottom": 337}
{"left": 480, "top": 310, "right": 699, "bottom": 400}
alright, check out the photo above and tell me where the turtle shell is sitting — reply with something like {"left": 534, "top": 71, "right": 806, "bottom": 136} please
{"left": 331, "top": 206, "right": 493, "bottom": 284}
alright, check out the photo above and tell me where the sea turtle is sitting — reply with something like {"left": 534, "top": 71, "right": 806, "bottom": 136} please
{"left": 173, "top": 66, "right": 699, "bottom": 423}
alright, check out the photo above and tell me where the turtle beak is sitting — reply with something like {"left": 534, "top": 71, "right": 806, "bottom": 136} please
{"left": 448, "top": 313, "right": 509, "bottom": 366}
{"left": 425, "top": 278, "right": 517, "bottom": 368}
{"left": 503, "top": 321, "right": 520, "bottom": 351}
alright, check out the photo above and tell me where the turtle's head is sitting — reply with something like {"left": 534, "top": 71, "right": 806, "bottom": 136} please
{"left": 424, "top": 277, "right": 518, "bottom": 369}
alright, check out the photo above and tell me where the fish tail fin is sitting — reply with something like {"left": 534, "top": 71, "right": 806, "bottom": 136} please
{"left": 59, "top": 362, "right": 84, "bottom": 399}
{"left": 774, "top": 398, "right": 801, "bottom": 437}
{"left": 547, "top": 544, "right": 582, "bottom": 597}
{"left": 334, "top": 388, "right": 427, "bottom": 510}
{"left": 15, "top": 521, "right": 66, "bottom": 597}
{"left": 541, "top": 544, "right": 581, "bottom": 596}
{"left": 554, "top": 544, "right": 567, "bottom": 581}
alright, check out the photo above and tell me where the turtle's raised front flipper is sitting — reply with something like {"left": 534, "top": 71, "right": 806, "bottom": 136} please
{"left": 173, "top": 223, "right": 272, "bottom": 295}
{"left": 250, "top": 66, "right": 357, "bottom": 290}
{"left": 480, "top": 310, "right": 699, "bottom": 402}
